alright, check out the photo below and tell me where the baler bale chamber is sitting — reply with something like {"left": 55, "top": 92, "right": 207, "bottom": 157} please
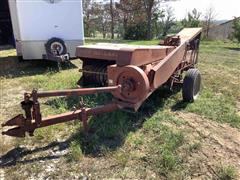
{"left": 2, "top": 28, "right": 202, "bottom": 138}
{"left": 77, "top": 28, "right": 202, "bottom": 107}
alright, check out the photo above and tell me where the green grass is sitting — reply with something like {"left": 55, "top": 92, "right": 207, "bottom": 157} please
{"left": 153, "top": 40, "right": 240, "bottom": 128}
{"left": 142, "top": 112, "right": 185, "bottom": 177}
{"left": 1, "top": 39, "right": 240, "bottom": 179}
{"left": 85, "top": 37, "right": 160, "bottom": 45}
{"left": 68, "top": 141, "right": 84, "bottom": 161}
{"left": 187, "top": 41, "right": 240, "bottom": 128}
{"left": 217, "top": 165, "right": 237, "bottom": 180}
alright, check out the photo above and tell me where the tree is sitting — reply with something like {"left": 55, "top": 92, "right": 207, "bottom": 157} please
{"left": 82, "top": 0, "right": 92, "bottom": 37}
{"left": 82, "top": 0, "right": 118, "bottom": 38}
{"left": 233, "top": 17, "right": 240, "bottom": 43}
{"left": 116, "top": 0, "right": 146, "bottom": 39}
{"left": 182, "top": 8, "right": 202, "bottom": 27}
{"left": 161, "top": 6, "right": 175, "bottom": 37}
{"left": 96, "top": 3, "right": 110, "bottom": 38}
{"left": 117, "top": 0, "right": 178, "bottom": 40}
{"left": 124, "top": 22, "right": 148, "bottom": 40}
{"left": 110, "top": 0, "right": 115, "bottom": 39}
{"left": 142, "top": 0, "right": 179, "bottom": 39}
{"left": 203, "top": 6, "right": 216, "bottom": 38}
{"left": 117, "top": 0, "right": 164, "bottom": 40}
{"left": 143, "top": 0, "right": 156, "bottom": 39}
{"left": 152, "top": 9, "right": 164, "bottom": 38}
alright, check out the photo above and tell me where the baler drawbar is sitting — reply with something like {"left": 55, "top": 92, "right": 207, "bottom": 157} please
{"left": 2, "top": 28, "right": 202, "bottom": 138}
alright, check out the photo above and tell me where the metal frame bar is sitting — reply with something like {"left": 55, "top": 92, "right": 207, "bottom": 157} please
{"left": 2, "top": 86, "right": 121, "bottom": 137}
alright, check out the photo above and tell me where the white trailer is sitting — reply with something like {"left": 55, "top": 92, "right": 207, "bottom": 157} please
{"left": 8, "top": 0, "right": 84, "bottom": 62}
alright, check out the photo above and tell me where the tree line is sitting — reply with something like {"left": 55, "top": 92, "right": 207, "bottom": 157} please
{"left": 83, "top": 0, "right": 240, "bottom": 42}
{"left": 83, "top": 0, "right": 179, "bottom": 40}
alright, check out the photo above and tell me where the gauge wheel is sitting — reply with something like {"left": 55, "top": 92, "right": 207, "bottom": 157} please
{"left": 182, "top": 68, "right": 201, "bottom": 102}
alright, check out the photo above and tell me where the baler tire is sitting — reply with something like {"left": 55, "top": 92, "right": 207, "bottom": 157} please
{"left": 182, "top": 68, "right": 201, "bottom": 102}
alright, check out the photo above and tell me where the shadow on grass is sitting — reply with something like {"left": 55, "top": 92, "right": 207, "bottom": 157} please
{"left": 0, "top": 141, "right": 71, "bottom": 167}
{"left": 0, "top": 86, "right": 182, "bottom": 167}
{"left": 46, "top": 85, "right": 182, "bottom": 156}
{"left": 171, "top": 100, "right": 189, "bottom": 111}
{"left": 224, "top": 47, "right": 240, "bottom": 51}
{"left": 0, "top": 56, "right": 78, "bottom": 78}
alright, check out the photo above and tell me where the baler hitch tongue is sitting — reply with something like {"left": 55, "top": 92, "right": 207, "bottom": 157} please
{"left": 2, "top": 86, "right": 121, "bottom": 138}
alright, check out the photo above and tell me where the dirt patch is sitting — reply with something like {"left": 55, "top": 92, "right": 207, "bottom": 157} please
{"left": 174, "top": 112, "right": 240, "bottom": 179}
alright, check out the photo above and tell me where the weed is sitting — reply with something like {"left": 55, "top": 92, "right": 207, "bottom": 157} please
{"left": 113, "top": 149, "right": 129, "bottom": 167}
{"left": 68, "top": 141, "right": 83, "bottom": 161}
{"left": 217, "top": 165, "right": 237, "bottom": 180}
{"left": 188, "top": 142, "right": 201, "bottom": 153}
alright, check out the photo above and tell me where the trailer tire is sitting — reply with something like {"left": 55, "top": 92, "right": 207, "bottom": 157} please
{"left": 45, "top": 37, "right": 67, "bottom": 56}
{"left": 182, "top": 68, "right": 201, "bottom": 102}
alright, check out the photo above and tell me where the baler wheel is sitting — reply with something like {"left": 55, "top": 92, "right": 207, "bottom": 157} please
{"left": 182, "top": 68, "right": 201, "bottom": 102}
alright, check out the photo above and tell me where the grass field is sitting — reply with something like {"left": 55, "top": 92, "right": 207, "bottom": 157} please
{"left": 0, "top": 39, "right": 240, "bottom": 179}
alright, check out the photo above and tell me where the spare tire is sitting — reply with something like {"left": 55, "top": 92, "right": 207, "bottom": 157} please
{"left": 182, "top": 68, "right": 201, "bottom": 102}
{"left": 45, "top": 37, "right": 67, "bottom": 56}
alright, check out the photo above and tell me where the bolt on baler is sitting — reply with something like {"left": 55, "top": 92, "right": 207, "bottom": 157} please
{"left": 2, "top": 28, "right": 202, "bottom": 138}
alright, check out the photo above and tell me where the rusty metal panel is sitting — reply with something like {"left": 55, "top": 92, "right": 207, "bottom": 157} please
{"left": 108, "top": 65, "right": 150, "bottom": 104}
{"left": 76, "top": 45, "right": 119, "bottom": 61}
{"left": 76, "top": 43, "right": 174, "bottom": 66}
{"left": 151, "top": 44, "right": 187, "bottom": 89}
{"left": 177, "top": 28, "right": 202, "bottom": 42}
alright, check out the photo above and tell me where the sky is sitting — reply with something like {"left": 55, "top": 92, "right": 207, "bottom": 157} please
{"left": 166, "top": 0, "right": 240, "bottom": 20}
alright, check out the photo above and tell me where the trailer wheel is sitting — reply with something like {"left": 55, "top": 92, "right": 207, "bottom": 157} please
{"left": 45, "top": 37, "right": 67, "bottom": 56}
{"left": 182, "top": 68, "right": 201, "bottom": 102}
